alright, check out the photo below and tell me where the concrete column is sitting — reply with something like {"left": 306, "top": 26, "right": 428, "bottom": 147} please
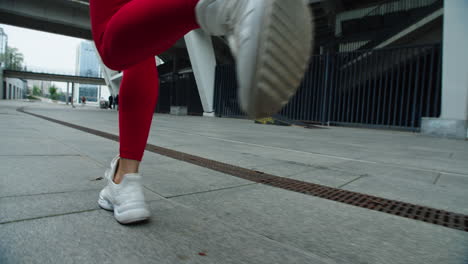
{"left": 71, "top": 83, "right": 75, "bottom": 108}
{"left": 0, "top": 68, "right": 4, "bottom": 100}
{"left": 184, "top": 29, "right": 217, "bottom": 116}
{"left": 422, "top": 0, "right": 468, "bottom": 139}
{"left": 66, "top": 82, "right": 69, "bottom": 105}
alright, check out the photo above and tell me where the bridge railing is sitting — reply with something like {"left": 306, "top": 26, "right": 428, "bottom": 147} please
{"left": 3, "top": 65, "right": 102, "bottom": 78}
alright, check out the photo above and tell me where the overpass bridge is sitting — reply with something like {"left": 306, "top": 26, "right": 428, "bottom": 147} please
{"left": 3, "top": 69, "right": 106, "bottom": 86}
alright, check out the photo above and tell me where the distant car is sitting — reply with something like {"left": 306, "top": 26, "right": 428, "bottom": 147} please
{"left": 100, "top": 99, "right": 109, "bottom": 109}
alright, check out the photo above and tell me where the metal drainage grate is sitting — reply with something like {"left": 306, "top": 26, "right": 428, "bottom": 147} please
{"left": 18, "top": 107, "right": 468, "bottom": 233}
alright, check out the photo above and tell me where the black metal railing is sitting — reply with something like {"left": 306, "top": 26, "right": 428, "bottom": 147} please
{"left": 334, "top": 0, "right": 442, "bottom": 52}
{"left": 365, "top": 0, "right": 439, "bottom": 17}
{"left": 214, "top": 44, "right": 442, "bottom": 131}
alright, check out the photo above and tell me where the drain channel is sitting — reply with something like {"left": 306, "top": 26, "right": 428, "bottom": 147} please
{"left": 18, "top": 107, "right": 468, "bottom": 232}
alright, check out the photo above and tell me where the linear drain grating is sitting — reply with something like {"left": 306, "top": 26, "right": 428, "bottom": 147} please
{"left": 18, "top": 108, "right": 468, "bottom": 232}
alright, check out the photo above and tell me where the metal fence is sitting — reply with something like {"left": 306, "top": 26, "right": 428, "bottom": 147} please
{"left": 214, "top": 44, "right": 442, "bottom": 131}
{"left": 334, "top": 0, "right": 442, "bottom": 52}
{"left": 157, "top": 72, "right": 204, "bottom": 115}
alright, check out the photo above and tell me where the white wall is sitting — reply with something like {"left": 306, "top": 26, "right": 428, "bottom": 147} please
{"left": 441, "top": 0, "right": 468, "bottom": 120}
{"left": 4, "top": 77, "right": 26, "bottom": 99}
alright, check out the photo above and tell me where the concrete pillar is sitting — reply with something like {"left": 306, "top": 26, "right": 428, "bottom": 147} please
{"left": 66, "top": 82, "right": 69, "bottom": 105}
{"left": 184, "top": 29, "right": 217, "bottom": 116}
{"left": 0, "top": 68, "right": 3, "bottom": 100}
{"left": 422, "top": 0, "right": 468, "bottom": 139}
{"left": 71, "top": 83, "right": 75, "bottom": 108}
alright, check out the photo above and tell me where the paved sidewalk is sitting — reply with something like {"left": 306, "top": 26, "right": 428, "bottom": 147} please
{"left": 1, "top": 100, "right": 467, "bottom": 264}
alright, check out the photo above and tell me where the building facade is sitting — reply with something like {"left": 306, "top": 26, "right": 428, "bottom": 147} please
{"left": 75, "top": 41, "right": 100, "bottom": 102}
{"left": 0, "top": 27, "right": 8, "bottom": 68}
{"left": 0, "top": 27, "right": 27, "bottom": 100}
{"left": 2, "top": 77, "right": 27, "bottom": 100}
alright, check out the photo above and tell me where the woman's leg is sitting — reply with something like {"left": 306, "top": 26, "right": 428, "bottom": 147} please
{"left": 112, "top": 57, "right": 159, "bottom": 183}
{"left": 90, "top": 0, "right": 200, "bottom": 70}
{"left": 90, "top": 0, "right": 200, "bottom": 181}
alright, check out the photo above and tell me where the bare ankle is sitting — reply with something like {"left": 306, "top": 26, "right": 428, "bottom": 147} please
{"left": 113, "top": 158, "right": 140, "bottom": 184}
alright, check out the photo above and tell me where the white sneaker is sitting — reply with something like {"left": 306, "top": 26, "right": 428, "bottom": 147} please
{"left": 196, "top": 0, "right": 314, "bottom": 118}
{"left": 98, "top": 156, "right": 150, "bottom": 224}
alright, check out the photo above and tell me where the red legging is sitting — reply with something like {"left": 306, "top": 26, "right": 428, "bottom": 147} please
{"left": 90, "top": 0, "right": 200, "bottom": 161}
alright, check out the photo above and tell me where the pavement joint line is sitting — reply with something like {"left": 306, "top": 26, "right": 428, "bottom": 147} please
{"left": 337, "top": 174, "right": 369, "bottom": 189}
{"left": 17, "top": 107, "right": 468, "bottom": 232}
{"left": 165, "top": 183, "right": 258, "bottom": 199}
{"left": 42, "top": 132, "right": 109, "bottom": 168}
{"left": 156, "top": 127, "right": 468, "bottom": 177}
{"left": 143, "top": 186, "right": 166, "bottom": 198}
{"left": 0, "top": 208, "right": 100, "bottom": 225}
{"left": 0, "top": 188, "right": 102, "bottom": 200}
{"left": 433, "top": 173, "right": 442, "bottom": 185}
{"left": 78, "top": 154, "right": 107, "bottom": 168}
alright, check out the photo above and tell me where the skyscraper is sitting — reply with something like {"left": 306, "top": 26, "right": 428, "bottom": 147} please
{"left": 75, "top": 41, "right": 100, "bottom": 102}
{"left": 0, "top": 27, "right": 8, "bottom": 67}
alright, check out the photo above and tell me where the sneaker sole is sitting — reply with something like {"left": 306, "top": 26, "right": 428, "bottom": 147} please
{"left": 114, "top": 208, "right": 150, "bottom": 224}
{"left": 99, "top": 197, "right": 150, "bottom": 224}
{"left": 243, "top": 0, "right": 313, "bottom": 118}
{"left": 98, "top": 196, "right": 114, "bottom": 211}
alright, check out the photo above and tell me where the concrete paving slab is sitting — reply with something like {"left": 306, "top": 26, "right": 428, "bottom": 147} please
{"left": 0, "top": 126, "right": 45, "bottom": 139}
{"left": 150, "top": 129, "right": 353, "bottom": 169}
{"left": 288, "top": 167, "right": 362, "bottom": 188}
{"left": 54, "top": 134, "right": 175, "bottom": 168}
{"left": 0, "top": 156, "right": 106, "bottom": 197}
{"left": 343, "top": 175, "right": 468, "bottom": 215}
{"left": 140, "top": 152, "right": 253, "bottom": 198}
{"left": 0, "top": 199, "right": 335, "bottom": 264}
{"left": 330, "top": 160, "right": 440, "bottom": 184}
{"left": 0, "top": 134, "right": 80, "bottom": 156}
{"left": 172, "top": 184, "right": 468, "bottom": 264}
{"left": 152, "top": 125, "right": 374, "bottom": 160}
{"left": 249, "top": 160, "right": 360, "bottom": 188}
{"left": 360, "top": 150, "right": 468, "bottom": 176}
{"left": 170, "top": 143, "right": 278, "bottom": 168}
{"left": 437, "top": 173, "right": 468, "bottom": 190}
{"left": 0, "top": 188, "right": 163, "bottom": 224}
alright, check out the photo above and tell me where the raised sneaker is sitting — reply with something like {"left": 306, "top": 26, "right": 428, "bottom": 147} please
{"left": 196, "top": 0, "right": 314, "bottom": 118}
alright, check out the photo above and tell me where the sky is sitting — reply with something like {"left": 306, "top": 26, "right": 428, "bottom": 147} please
{"left": 0, "top": 23, "right": 110, "bottom": 96}
{"left": 1, "top": 24, "right": 83, "bottom": 73}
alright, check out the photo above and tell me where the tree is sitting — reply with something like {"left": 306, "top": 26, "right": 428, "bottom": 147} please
{"left": 0, "top": 46, "right": 24, "bottom": 70}
{"left": 32, "top": 85, "right": 42, "bottom": 96}
{"left": 49, "top": 85, "right": 59, "bottom": 100}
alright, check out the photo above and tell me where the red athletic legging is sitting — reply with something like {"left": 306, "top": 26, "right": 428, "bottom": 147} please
{"left": 90, "top": 0, "right": 199, "bottom": 161}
